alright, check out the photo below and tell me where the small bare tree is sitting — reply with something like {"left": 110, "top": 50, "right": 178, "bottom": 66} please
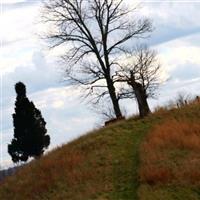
{"left": 175, "top": 92, "right": 191, "bottom": 108}
{"left": 42, "top": 0, "right": 152, "bottom": 119}
{"left": 114, "top": 45, "right": 161, "bottom": 117}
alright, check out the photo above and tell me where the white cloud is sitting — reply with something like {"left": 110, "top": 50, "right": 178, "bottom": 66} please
{"left": 4, "top": 0, "right": 25, "bottom": 3}
{"left": 1, "top": 2, "right": 40, "bottom": 42}
{"left": 52, "top": 100, "right": 65, "bottom": 109}
{"left": 140, "top": 2, "right": 200, "bottom": 28}
{"left": 156, "top": 33, "right": 200, "bottom": 80}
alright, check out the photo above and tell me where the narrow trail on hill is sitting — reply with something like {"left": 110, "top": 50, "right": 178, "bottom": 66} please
{"left": 110, "top": 120, "right": 151, "bottom": 200}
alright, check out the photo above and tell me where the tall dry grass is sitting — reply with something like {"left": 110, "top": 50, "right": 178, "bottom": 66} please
{"left": 139, "top": 119, "right": 200, "bottom": 185}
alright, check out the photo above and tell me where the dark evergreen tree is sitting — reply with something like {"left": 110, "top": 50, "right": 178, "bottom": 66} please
{"left": 8, "top": 82, "right": 50, "bottom": 163}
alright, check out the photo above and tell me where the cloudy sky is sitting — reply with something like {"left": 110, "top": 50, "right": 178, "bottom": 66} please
{"left": 1, "top": 0, "right": 200, "bottom": 168}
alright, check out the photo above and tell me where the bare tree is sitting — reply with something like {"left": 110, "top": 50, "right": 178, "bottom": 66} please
{"left": 114, "top": 45, "right": 161, "bottom": 117}
{"left": 175, "top": 92, "right": 192, "bottom": 108}
{"left": 42, "top": 0, "right": 152, "bottom": 119}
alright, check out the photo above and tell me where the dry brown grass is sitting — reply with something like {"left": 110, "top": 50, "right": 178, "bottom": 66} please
{"left": 1, "top": 101, "right": 200, "bottom": 200}
{"left": 139, "top": 119, "right": 200, "bottom": 185}
{"left": 0, "top": 139, "right": 115, "bottom": 200}
{"left": 0, "top": 117, "right": 148, "bottom": 200}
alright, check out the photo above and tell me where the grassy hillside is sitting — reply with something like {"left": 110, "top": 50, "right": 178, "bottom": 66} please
{"left": 0, "top": 103, "right": 200, "bottom": 200}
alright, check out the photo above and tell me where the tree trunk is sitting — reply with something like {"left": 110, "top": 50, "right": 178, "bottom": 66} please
{"left": 106, "top": 78, "right": 122, "bottom": 119}
{"left": 129, "top": 82, "right": 151, "bottom": 118}
{"left": 135, "top": 88, "right": 150, "bottom": 118}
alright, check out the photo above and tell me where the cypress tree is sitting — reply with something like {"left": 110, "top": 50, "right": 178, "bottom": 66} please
{"left": 8, "top": 82, "right": 50, "bottom": 163}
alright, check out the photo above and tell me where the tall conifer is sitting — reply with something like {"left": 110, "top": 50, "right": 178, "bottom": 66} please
{"left": 8, "top": 82, "right": 50, "bottom": 163}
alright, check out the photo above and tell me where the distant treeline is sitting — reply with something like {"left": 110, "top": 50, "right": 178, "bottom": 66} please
{"left": 0, "top": 165, "right": 22, "bottom": 182}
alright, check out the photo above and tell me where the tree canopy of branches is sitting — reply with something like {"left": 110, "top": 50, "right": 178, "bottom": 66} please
{"left": 114, "top": 45, "right": 161, "bottom": 117}
{"left": 8, "top": 82, "right": 50, "bottom": 163}
{"left": 42, "top": 0, "right": 152, "bottom": 119}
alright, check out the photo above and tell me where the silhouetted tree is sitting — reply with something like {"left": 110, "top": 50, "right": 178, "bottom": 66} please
{"left": 8, "top": 82, "right": 50, "bottom": 163}
{"left": 42, "top": 0, "right": 152, "bottom": 119}
{"left": 114, "top": 45, "right": 161, "bottom": 117}
{"left": 175, "top": 92, "right": 191, "bottom": 108}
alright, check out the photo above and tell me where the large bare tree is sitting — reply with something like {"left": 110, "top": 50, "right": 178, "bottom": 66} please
{"left": 114, "top": 45, "right": 161, "bottom": 117}
{"left": 42, "top": 0, "right": 152, "bottom": 119}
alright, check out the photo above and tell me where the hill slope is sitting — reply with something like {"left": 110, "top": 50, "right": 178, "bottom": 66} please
{"left": 0, "top": 103, "right": 200, "bottom": 200}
